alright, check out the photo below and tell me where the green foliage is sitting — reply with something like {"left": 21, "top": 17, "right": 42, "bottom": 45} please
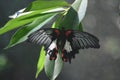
{"left": 25, "top": 0, "right": 69, "bottom": 11}
{"left": 44, "top": 53, "right": 63, "bottom": 80}
{"left": 0, "top": 11, "right": 39, "bottom": 35}
{"left": 36, "top": 47, "right": 46, "bottom": 78}
{"left": 6, "top": 13, "right": 57, "bottom": 48}
{"left": 59, "top": 0, "right": 88, "bottom": 30}
{"left": 0, "top": 9, "right": 64, "bottom": 35}
{"left": 0, "top": 0, "right": 88, "bottom": 80}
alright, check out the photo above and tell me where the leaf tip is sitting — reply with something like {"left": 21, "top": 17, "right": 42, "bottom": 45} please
{"left": 4, "top": 46, "right": 10, "bottom": 50}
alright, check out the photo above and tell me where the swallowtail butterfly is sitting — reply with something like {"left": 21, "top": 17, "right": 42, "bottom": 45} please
{"left": 28, "top": 28, "right": 100, "bottom": 63}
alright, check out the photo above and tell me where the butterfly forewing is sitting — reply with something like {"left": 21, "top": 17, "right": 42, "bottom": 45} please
{"left": 28, "top": 28, "right": 54, "bottom": 48}
{"left": 69, "top": 31, "right": 100, "bottom": 49}
{"left": 28, "top": 28, "right": 61, "bottom": 60}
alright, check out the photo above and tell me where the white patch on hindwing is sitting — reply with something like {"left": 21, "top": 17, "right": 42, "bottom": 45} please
{"left": 64, "top": 40, "right": 72, "bottom": 52}
{"left": 47, "top": 40, "right": 57, "bottom": 55}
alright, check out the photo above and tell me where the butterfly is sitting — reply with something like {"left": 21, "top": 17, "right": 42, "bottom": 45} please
{"left": 28, "top": 28, "right": 100, "bottom": 63}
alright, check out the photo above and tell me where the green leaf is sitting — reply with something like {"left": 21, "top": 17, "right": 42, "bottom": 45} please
{"left": 52, "top": 13, "right": 64, "bottom": 28}
{"left": 79, "top": 23, "right": 83, "bottom": 31}
{"left": 0, "top": 11, "right": 39, "bottom": 35}
{"left": 44, "top": 53, "right": 64, "bottom": 80}
{"left": 0, "top": 8, "right": 65, "bottom": 35}
{"left": 36, "top": 47, "right": 46, "bottom": 78}
{"left": 6, "top": 13, "right": 57, "bottom": 49}
{"left": 25, "top": 0, "right": 69, "bottom": 11}
{"left": 59, "top": 0, "right": 88, "bottom": 30}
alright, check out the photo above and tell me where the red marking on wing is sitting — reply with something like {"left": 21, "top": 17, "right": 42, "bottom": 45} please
{"left": 65, "top": 30, "right": 72, "bottom": 37}
{"left": 55, "top": 48, "right": 58, "bottom": 55}
{"left": 54, "top": 29, "right": 60, "bottom": 36}
{"left": 50, "top": 57, "right": 56, "bottom": 60}
{"left": 62, "top": 49, "right": 69, "bottom": 62}
{"left": 62, "top": 53, "right": 68, "bottom": 62}
{"left": 62, "top": 53, "right": 64, "bottom": 57}
{"left": 63, "top": 58, "right": 68, "bottom": 62}
{"left": 61, "top": 49, "right": 65, "bottom": 57}
{"left": 49, "top": 48, "right": 58, "bottom": 60}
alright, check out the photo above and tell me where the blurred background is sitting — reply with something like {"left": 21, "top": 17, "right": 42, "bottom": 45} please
{"left": 0, "top": 0, "right": 120, "bottom": 80}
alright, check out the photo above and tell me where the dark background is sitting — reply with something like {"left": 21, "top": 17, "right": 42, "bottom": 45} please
{"left": 0, "top": 0, "right": 120, "bottom": 80}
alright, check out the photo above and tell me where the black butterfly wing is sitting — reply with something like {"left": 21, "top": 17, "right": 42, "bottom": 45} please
{"left": 28, "top": 28, "right": 60, "bottom": 60}
{"left": 28, "top": 28, "right": 61, "bottom": 49}
{"left": 28, "top": 28, "right": 100, "bottom": 63}
{"left": 28, "top": 28, "right": 54, "bottom": 48}
{"left": 66, "top": 30, "right": 100, "bottom": 50}
{"left": 63, "top": 30, "right": 100, "bottom": 63}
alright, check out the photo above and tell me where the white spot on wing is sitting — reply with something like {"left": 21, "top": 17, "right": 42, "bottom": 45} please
{"left": 64, "top": 40, "right": 72, "bottom": 52}
{"left": 47, "top": 40, "right": 57, "bottom": 55}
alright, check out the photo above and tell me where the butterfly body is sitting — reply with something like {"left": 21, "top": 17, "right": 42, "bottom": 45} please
{"left": 28, "top": 28, "right": 100, "bottom": 63}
